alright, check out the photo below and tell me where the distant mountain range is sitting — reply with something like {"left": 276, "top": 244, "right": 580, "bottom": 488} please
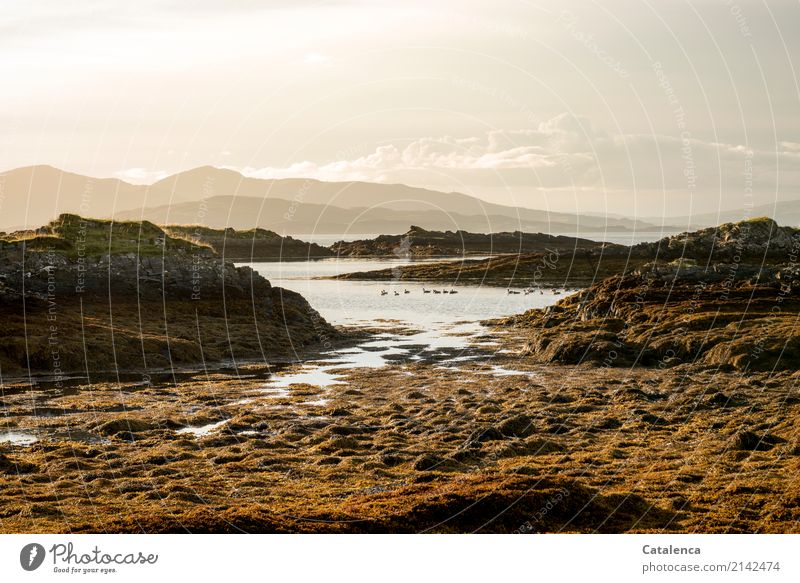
{"left": 641, "top": 201, "right": 800, "bottom": 230}
{"left": 1, "top": 165, "right": 798, "bottom": 235}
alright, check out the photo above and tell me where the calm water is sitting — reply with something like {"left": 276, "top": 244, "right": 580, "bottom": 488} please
{"left": 0, "top": 431, "right": 39, "bottom": 445}
{"left": 244, "top": 257, "right": 567, "bottom": 328}
{"left": 238, "top": 257, "right": 569, "bottom": 390}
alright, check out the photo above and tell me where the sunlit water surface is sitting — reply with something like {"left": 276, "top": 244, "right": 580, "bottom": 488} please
{"left": 241, "top": 257, "right": 572, "bottom": 391}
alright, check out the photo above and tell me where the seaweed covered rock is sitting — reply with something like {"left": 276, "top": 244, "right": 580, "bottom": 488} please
{"left": 500, "top": 267, "right": 800, "bottom": 371}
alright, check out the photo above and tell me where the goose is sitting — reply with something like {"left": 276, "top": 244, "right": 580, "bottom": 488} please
{"left": 423, "top": 288, "right": 431, "bottom": 294}
{"left": 433, "top": 289, "right": 442, "bottom": 294}
{"left": 404, "top": 289, "right": 410, "bottom": 294}
{"left": 449, "top": 289, "right": 458, "bottom": 294}
{"left": 394, "top": 290, "right": 400, "bottom": 296}
{"left": 380, "top": 290, "right": 388, "bottom": 296}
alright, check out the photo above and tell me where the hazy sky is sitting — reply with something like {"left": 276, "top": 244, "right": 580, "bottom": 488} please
{"left": 2, "top": 0, "right": 799, "bottom": 217}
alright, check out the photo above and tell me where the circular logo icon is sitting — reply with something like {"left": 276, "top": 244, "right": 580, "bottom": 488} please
{"left": 20, "top": 543, "right": 46, "bottom": 571}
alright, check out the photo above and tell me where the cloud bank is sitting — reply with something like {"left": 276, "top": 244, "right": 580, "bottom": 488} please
{"left": 238, "top": 114, "right": 799, "bottom": 204}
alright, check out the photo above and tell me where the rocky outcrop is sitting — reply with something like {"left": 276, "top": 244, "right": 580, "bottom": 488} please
{"left": 490, "top": 227, "right": 800, "bottom": 371}
{"left": 331, "top": 225, "right": 616, "bottom": 257}
{"left": 0, "top": 215, "right": 337, "bottom": 376}
{"left": 632, "top": 217, "right": 800, "bottom": 262}
{"left": 334, "top": 248, "right": 637, "bottom": 288}
{"left": 499, "top": 265, "right": 800, "bottom": 371}
{"left": 165, "top": 225, "right": 333, "bottom": 260}
{"left": 0, "top": 246, "right": 270, "bottom": 301}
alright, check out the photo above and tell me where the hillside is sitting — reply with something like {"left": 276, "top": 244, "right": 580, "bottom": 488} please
{"left": 1, "top": 213, "right": 205, "bottom": 259}
{"left": 0, "top": 165, "right": 664, "bottom": 234}
{"left": 115, "top": 195, "right": 653, "bottom": 235}
{"left": 0, "top": 165, "right": 199, "bottom": 230}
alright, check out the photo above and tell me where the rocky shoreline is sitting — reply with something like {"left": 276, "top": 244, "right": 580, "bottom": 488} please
{"left": 495, "top": 263, "right": 800, "bottom": 371}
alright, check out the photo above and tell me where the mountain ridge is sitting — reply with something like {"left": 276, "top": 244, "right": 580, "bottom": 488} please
{"left": 0, "top": 165, "right": 663, "bottom": 234}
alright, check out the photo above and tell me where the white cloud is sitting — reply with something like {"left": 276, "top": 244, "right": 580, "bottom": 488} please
{"left": 238, "top": 113, "right": 800, "bottom": 200}
{"left": 115, "top": 168, "right": 169, "bottom": 184}
{"left": 780, "top": 141, "right": 800, "bottom": 152}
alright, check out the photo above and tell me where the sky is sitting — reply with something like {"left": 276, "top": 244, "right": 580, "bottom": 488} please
{"left": 1, "top": 0, "right": 799, "bottom": 218}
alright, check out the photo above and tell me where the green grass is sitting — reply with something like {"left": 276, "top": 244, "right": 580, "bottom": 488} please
{"left": 3, "top": 214, "right": 212, "bottom": 259}
{"left": 165, "top": 225, "right": 284, "bottom": 242}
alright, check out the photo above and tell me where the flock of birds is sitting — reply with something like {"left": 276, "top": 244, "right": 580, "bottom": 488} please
{"left": 378, "top": 287, "right": 567, "bottom": 296}
{"left": 507, "top": 288, "right": 562, "bottom": 295}
{"left": 379, "top": 288, "right": 459, "bottom": 296}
